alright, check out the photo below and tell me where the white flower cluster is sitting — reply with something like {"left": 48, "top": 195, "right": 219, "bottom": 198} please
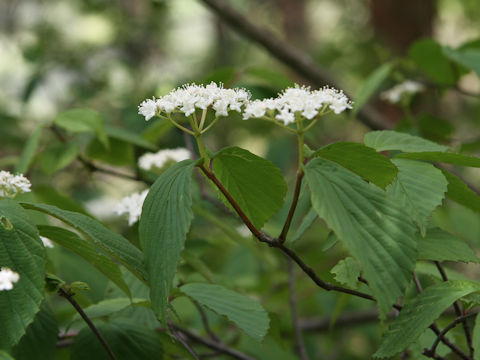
{"left": 40, "top": 236, "right": 54, "bottom": 248}
{"left": 243, "top": 85, "right": 352, "bottom": 125}
{"left": 138, "top": 148, "right": 190, "bottom": 171}
{"left": 114, "top": 189, "right": 149, "bottom": 226}
{"left": 0, "top": 171, "right": 31, "bottom": 198}
{"left": 0, "top": 267, "right": 20, "bottom": 291}
{"left": 138, "top": 82, "right": 251, "bottom": 120}
{"left": 381, "top": 80, "right": 425, "bottom": 104}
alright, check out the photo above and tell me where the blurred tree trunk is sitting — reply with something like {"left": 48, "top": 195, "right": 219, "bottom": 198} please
{"left": 273, "top": 0, "right": 309, "bottom": 48}
{"left": 369, "top": 0, "right": 437, "bottom": 54}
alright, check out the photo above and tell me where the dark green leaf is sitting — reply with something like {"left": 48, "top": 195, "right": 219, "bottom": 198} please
{"left": 32, "top": 185, "right": 91, "bottom": 216}
{"left": 374, "top": 281, "right": 480, "bottom": 358}
{"left": 473, "top": 313, "right": 480, "bottom": 360}
{"left": 0, "top": 199, "right": 45, "bottom": 350}
{"left": 417, "top": 113, "right": 453, "bottom": 142}
{"left": 442, "top": 170, "right": 480, "bottom": 213}
{"left": 396, "top": 151, "right": 480, "bottom": 167}
{"left": 139, "top": 160, "right": 196, "bottom": 322}
{"left": 305, "top": 158, "right": 417, "bottom": 317}
{"left": 39, "top": 142, "right": 80, "bottom": 176}
{"left": 212, "top": 147, "right": 287, "bottom": 228}
{"left": 289, "top": 207, "right": 318, "bottom": 244}
{"left": 16, "top": 126, "right": 43, "bottom": 174}
{"left": 85, "top": 137, "right": 133, "bottom": 166}
{"left": 364, "top": 130, "right": 449, "bottom": 153}
{"left": 314, "top": 142, "right": 398, "bottom": 189}
{"left": 181, "top": 283, "right": 270, "bottom": 341}
{"left": 105, "top": 125, "right": 156, "bottom": 150}
{"left": 353, "top": 62, "right": 393, "bottom": 115}
{"left": 20, "top": 202, "right": 146, "bottom": 281}
{"left": 38, "top": 225, "right": 131, "bottom": 296}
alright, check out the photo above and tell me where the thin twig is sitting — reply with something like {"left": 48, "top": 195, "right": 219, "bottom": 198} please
{"left": 288, "top": 258, "right": 309, "bottom": 360}
{"left": 193, "top": 301, "right": 221, "bottom": 342}
{"left": 167, "top": 321, "right": 201, "bottom": 360}
{"left": 434, "top": 261, "right": 474, "bottom": 358}
{"left": 58, "top": 288, "right": 117, "bottom": 360}
{"left": 279, "top": 172, "right": 304, "bottom": 243}
{"left": 429, "top": 323, "right": 470, "bottom": 360}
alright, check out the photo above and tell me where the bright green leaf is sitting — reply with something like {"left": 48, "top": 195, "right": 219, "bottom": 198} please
{"left": 181, "top": 283, "right": 270, "bottom": 341}
{"left": 417, "top": 228, "right": 479, "bottom": 263}
{"left": 54, "top": 108, "right": 109, "bottom": 148}
{"left": 396, "top": 151, "right": 480, "bottom": 167}
{"left": 314, "top": 142, "right": 398, "bottom": 189}
{"left": 442, "top": 170, "right": 480, "bottom": 213}
{"left": 387, "top": 159, "right": 448, "bottom": 236}
{"left": 20, "top": 202, "right": 146, "bottom": 282}
{"left": 0, "top": 199, "right": 45, "bottom": 350}
{"left": 212, "top": 147, "right": 287, "bottom": 229}
{"left": 16, "top": 126, "right": 43, "bottom": 174}
{"left": 353, "top": 62, "right": 393, "bottom": 115}
{"left": 38, "top": 225, "right": 131, "bottom": 297}
{"left": 305, "top": 158, "right": 417, "bottom": 317}
{"left": 331, "top": 257, "right": 361, "bottom": 289}
{"left": 374, "top": 281, "right": 480, "bottom": 358}
{"left": 364, "top": 130, "right": 449, "bottom": 153}
{"left": 38, "top": 142, "right": 79, "bottom": 176}
{"left": 139, "top": 160, "right": 196, "bottom": 323}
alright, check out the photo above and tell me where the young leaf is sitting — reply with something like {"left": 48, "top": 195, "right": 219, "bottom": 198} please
{"left": 305, "top": 158, "right": 417, "bottom": 317}
{"left": 331, "top": 257, "right": 361, "bottom": 289}
{"left": 54, "top": 108, "right": 109, "bottom": 148}
{"left": 181, "top": 283, "right": 270, "bottom": 341}
{"left": 314, "top": 142, "right": 398, "bottom": 189}
{"left": 353, "top": 62, "right": 393, "bottom": 115}
{"left": 387, "top": 159, "right": 448, "bottom": 236}
{"left": 212, "top": 147, "right": 287, "bottom": 228}
{"left": 0, "top": 200, "right": 45, "bottom": 350}
{"left": 139, "top": 160, "right": 196, "bottom": 323}
{"left": 364, "top": 130, "right": 449, "bottom": 153}
{"left": 16, "top": 125, "right": 43, "bottom": 174}
{"left": 396, "top": 151, "right": 480, "bottom": 167}
{"left": 374, "top": 281, "right": 480, "bottom": 358}
{"left": 417, "top": 228, "right": 479, "bottom": 263}
{"left": 37, "top": 225, "right": 131, "bottom": 297}
{"left": 20, "top": 202, "right": 146, "bottom": 281}
{"left": 442, "top": 170, "right": 480, "bottom": 213}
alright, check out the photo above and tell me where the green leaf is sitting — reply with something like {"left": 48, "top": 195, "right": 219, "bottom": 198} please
{"left": 139, "top": 160, "right": 196, "bottom": 323}
{"left": 314, "top": 142, "right": 398, "bottom": 189}
{"left": 20, "top": 202, "right": 146, "bottom": 281}
{"left": 181, "top": 283, "right": 270, "bottom": 341}
{"left": 244, "top": 67, "right": 294, "bottom": 89}
{"left": 364, "top": 130, "right": 449, "bottom": 153}
{"left": 353, "top": 62, "right": 393, "bottom": 115}
{"left": 305, "top": 158, "right": 417, "bottom": 317}
{"left": 442, "top": 170, "right": 480, "bottom": 213}
{"left": 105, "top": 125, "right": 156, "bottom": 150}
{"left": 71, "top": 320, "right": 164, "bottom": 360}
{"left": 417, "top": 113, "right": 453, "bottom": 142}
{"left": 54, "top": 108, "right": 109, "bottom": 148}
{"left": 11, "top": 302, "right": 58, "bottom": 360}
{"left": 331, "top": 257, "right": 361, "bottom": 289}
{"left": 417, "top": 228, "right": 479, "bottom": 263}
{"left": 444, "top": 46, "right": 480, "bottom": 78}
{"left": 32, "top": 185, "right": 91, "bottom": 216}
{"left": 38, "top": 142, "right": 80, "bottom": 175}
{"left": 289, "top": 207, "right": 318, "bottom": 244}
{"left": 396, "top": 151, "right": 480, "bottom": 167}
{"left": 473, "top": 313, "right": 480, "bottom": 360}
{"left": 409, "top": 38, "right": 457, "bottom": 85}
{"left": 72, "top": 298, "right": 148, "bottom": 323}
{"left": 0, "top": 199, "right": 45, "bottom": 350}
{"left": 212, "top": 147, "right": 287, "bottom": 228}
{"left": 85, "top": 137, "right": 133, "bottom": 166}
{"left": 374, "top": 281, "right": 480, "bottom": 358}
{"left": 37, "top": 225, "right": 131, "bottom": 297}
{"left": 0, "top": 351, "right": 14, "bottom": 360}
{"left": 16, "top": 125, "right": 43, "bottom": 174}
{"left": 201, "top": 67, "right": 238, "bottom": 85}
{"left": 387, "top": 159, "right": 448, "bottom": 236}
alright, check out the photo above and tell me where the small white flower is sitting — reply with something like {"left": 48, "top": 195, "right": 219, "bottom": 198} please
{"left": 40, "top": 236, "right": 54, "bottom": 248}
{"left": 0, "top": 171, "right": 32, "bottom": 198}
{"left": 138, "top": 148, "right": 190, "bottom": 171}
{"left": 381, "top": 80, "right": 425, "bottom": 104}
{"left": 138, "top": 98, "right": 157, "bottom": 121}
{"left": 115, "top": 190, "right": 149, "bottom": 226}
{"left": 0, "top": 267, "right": 20, "bottom": 291}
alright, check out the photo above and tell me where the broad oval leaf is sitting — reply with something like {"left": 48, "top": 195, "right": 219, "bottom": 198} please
{"left": 364, "top": 130, "right": 449, "bottom": 153}
{"left": 442, "top": 170, "right": 480, "bottom": 213}
{"left": 387, "top": 159, "right": 448, "bottom": 236}
{"left": 305, "top": 158, "right": 417, "bottom": 317}
{"left": 181, "top": 283, "right": 270, "bottom": 341}
{"left": 139, "top": 159, "right": 196, "bottom": 323}
{"left": 212, "top": 146, "right": 287, "bottom": 228}
{"left": 417, "top": 228, "right": 479, "bottom": 263}
{"left": 353, "top": 62, "right": 393, "bottom": 115}
{"left": 0, "top": 199, "right": 45, "bottom": 349}
{"left": 374, "top": 281, "right": 480, "bottom": 358}
{"left": 38, "top": 225, "right": 131, "bottom": 297}
{"left": 396, "top": 151, "right": 480, "bottom": 167}
{"left": 20, "top": 202, "right": 146, "bottom": 281}
{"left": 314, "top": 142, "right": 398, "bottom": 189}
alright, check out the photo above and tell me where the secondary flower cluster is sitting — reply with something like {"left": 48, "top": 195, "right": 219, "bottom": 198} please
{"left": 138, "top": 82, "right": 251, "bottom": 120}
{"left": 138, "top": 148, "right": 190, "bottom": 171}
{"left": 0, "top": 171, "right": 31, "bottom": 198}
{"left": 381, "top": 80, "right": 424, "bottom": 104}
{"left": 243, "top": 85, "right": 352, "bottom": 125}
{"left": 0, "top": 267, "right": 20, "bottom": 291}
{"left": 138, "top": 83, "right": 352, "bottom": 127}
